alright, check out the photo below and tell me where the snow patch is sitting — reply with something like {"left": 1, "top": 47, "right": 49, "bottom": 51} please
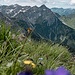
{"left": 11, "top": 12, "right": 18, "bottom": 17}
{"left": 6, "top": 9, "right": 14, "bottom": 14}
{"left": 22, "top": 8, "right": 24, "bottom": 9}
{"left": 9, "top": 9, "right": 14, "bottom": 13}
{"left": 23, "top": 10, "right": 26, "bottom": 12}
{"left": 33, "top": 10, "right": 35, "bottom": 12}
{"left": 38, "top": 13, "right": 41, "bottom": 16}
{"left": 43, "top": 9, "right": 46, "bottom": 11}
{"left": 11, "top": 10, "right": 22, "bottom": 17}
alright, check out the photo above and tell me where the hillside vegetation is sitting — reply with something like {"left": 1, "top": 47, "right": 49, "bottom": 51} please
{"left": 61, "top": 15, "right": 75, "bottom": 29}
{"left": 0, "top": 21, "right": 75, "bottom": 75}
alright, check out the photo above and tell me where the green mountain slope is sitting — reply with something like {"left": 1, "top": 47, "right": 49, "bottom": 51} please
{"left": 61, "top": 15, "right": 75, "bottom": 29}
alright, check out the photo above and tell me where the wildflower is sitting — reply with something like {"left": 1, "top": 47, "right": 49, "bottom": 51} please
{"left": 31, "top": 62, "right": 36, "bottom": 68}
{"left": 45, "top": 66, "right": 71, "bottom": 75}
{"left": 55, "top": 66, "right": 71, "bottom": 75}
{"left": 38, "top": 57, "right": 44, "bottom": 66}
{"left": 39, "top": 57, "right": 43, "bottom": 60}
{"left": 17, "top": 59, "right": 35, "bottom": 75}
{"left": 17, "top": 71, "right": 33, "bottom": 75}
{"left": 24, "top": 60, "right": 32, "bottom": 65}
{"left": 45, "top": 70, "right": 55, "bottom": 75}
{"left": 23, "top": 60, "right": 36, "bottom": 68}
{"left": 27, "top": 28, "right": 32, "bottom": 34}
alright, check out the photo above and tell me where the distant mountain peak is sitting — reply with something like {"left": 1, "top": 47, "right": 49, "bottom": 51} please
{"left": 32, "top": 6, "right": 38, "bottom": 10}
{"left": 40, "top": 4, "right": 47, "bottom": 8}
{"left": 13, "top": 4, "right": 20, "bottom": 7}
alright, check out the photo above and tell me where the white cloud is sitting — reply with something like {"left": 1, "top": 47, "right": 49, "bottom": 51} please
{"left": 52, "top": 2, "right": 55, "bottom": 4}
{"left": 60, "top": 0, "right": 66, "bottom": 3}
{"left": 4, "top": 0, "right": 10, "bottom": 3}
{"left": 4, "top": 0, "right": 19, "bottom": 3}
{"left": 0, "top": 0, "right": 74, "bottom": 8}
{"left": 70, "top": 0, "right": 75, "bottom": 5}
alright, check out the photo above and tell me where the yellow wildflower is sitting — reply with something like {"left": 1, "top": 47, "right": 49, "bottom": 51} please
{"left": 23, "top": 60, "right": 36, "bottom": 68}
{"left": 24, "top": 60, "right": 32, "bottom": 65}
{"left": 31, "top": 63, "right": 36, "bottom": 68}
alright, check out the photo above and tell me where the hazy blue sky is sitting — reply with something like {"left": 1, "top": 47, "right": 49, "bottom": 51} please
{"left": 0, "top": 0, "right": 75, "bottom": 8}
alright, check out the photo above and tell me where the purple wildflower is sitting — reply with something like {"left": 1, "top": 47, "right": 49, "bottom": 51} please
{"left": 55, "top": 66, "right": 71, "bottom": 75}
{"left": 17, "top": 71, "right": 33, "bottom": 75}
{"left": 45, "top": 70, "right": 55, "bottom": 75}
{"left": 45, "top": 66, "right": 71, "bottom": 75}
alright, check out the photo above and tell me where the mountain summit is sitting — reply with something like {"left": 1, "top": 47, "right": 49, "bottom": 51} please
{"left": 40, "top": 4, "right": 47, "bottom": 8}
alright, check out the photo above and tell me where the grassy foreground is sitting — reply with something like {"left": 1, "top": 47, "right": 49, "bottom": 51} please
{"left": 0, "top": 21, "right": 75, "bottom": 75}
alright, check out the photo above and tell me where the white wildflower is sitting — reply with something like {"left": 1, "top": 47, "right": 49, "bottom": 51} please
{"left": 39, "top": 58, "right": 43, "bottom": 60}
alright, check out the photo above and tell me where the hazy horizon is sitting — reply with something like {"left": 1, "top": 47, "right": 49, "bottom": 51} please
{"left": 0, "top": 0, "right": 75, "bottom": 8}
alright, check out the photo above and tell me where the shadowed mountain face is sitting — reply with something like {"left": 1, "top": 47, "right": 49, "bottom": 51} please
{"left": 0, "top": 12, "right": 5, "bottom": 19}
{"left": 0, "top": 12, "right": 8, "bottom": 21}
{"left": 0, "top": 12, "right": 11, "bottom": 25}
{"left": 0, "top": 12, "right": 26, "bottom": 33}
{"left": 0, "top": 4, "right": 75, "bottom": 53}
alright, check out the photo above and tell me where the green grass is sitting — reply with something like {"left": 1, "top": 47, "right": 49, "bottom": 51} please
{"left": 61, "top": 16, "right": 75, "bottom": 29}
{"left": 0, "top": 21, "right": 75, "bottom": 75}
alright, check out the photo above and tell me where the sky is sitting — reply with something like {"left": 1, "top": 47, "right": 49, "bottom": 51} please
{"left": 0, "top": 0, "right": 75, "bottom": 8}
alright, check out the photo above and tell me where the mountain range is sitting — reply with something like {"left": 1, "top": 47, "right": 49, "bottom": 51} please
{"left": 0, "top": 4, "right": 75, "bottom": 53}
{"left": 61, "top": 13, "right": 75, "bottom": 29}
{"left": 51, "top": 8, "right": 75, "bottom": 16}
